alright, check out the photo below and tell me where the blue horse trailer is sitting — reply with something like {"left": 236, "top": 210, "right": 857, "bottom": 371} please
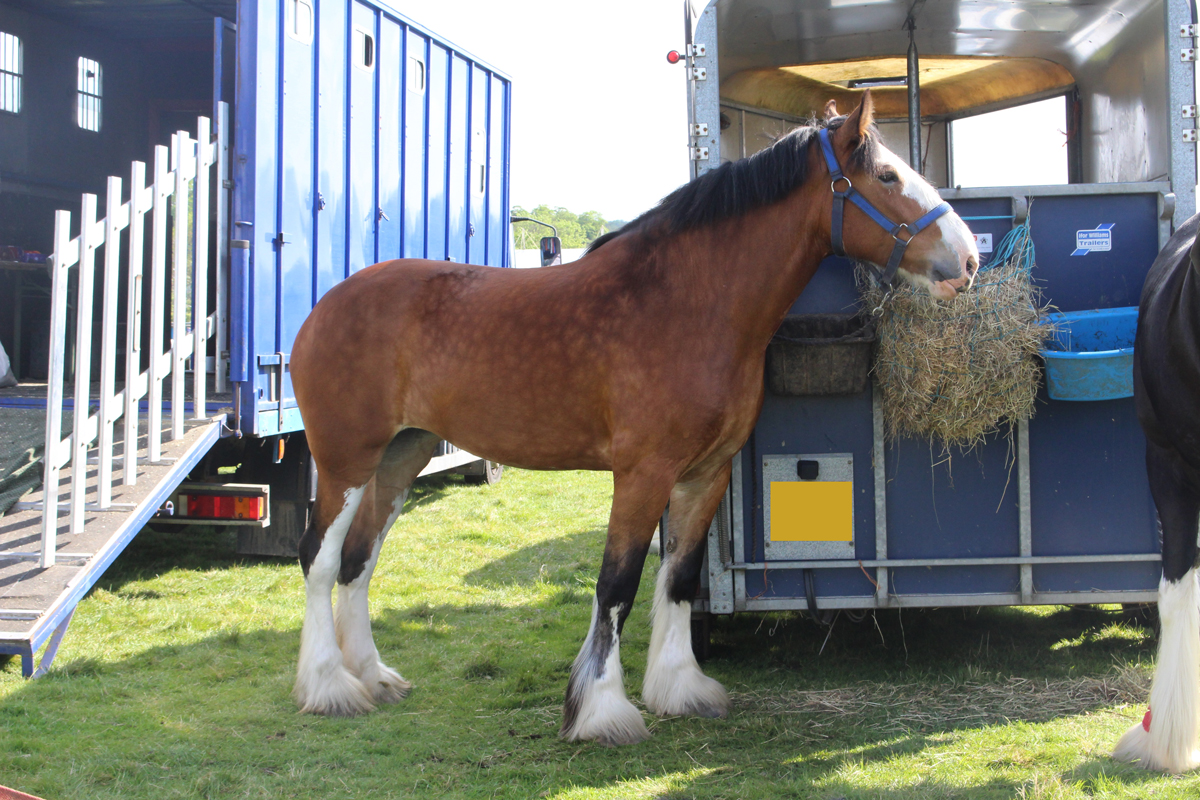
{"left": 229, "top": 0, "right": 512, "bottom": 438}
{"left": 678, "top": 0, "right": 1195, "bottom": 626}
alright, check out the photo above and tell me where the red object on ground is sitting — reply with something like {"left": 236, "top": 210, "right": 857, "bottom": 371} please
{"left": 0, "top": 785, "right": 48, "bottom": 800}
{"left": 1142, "top": 706, "right": 1152, "bottom": 732}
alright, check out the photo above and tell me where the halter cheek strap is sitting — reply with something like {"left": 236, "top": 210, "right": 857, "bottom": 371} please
{"left": 817, "top": 127, "right": 952, "bottom": 288}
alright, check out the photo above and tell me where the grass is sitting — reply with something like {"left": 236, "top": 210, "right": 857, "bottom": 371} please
{"left": 1, "top": 468, "right": 1197, "bottom": 799}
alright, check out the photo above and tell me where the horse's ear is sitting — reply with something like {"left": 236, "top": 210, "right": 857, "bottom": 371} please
{"left": 841, "top": 90, "right": 875, "bottom": 143}
{"left": 856, "top": 90, "right": 874, "bottom": 136}
{"left": 823, "top": 99, "right": 838, "bottom": 120}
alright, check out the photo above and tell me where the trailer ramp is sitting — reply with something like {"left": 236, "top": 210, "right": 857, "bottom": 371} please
{"left": 0, "top": 411, "right": 224, "bottom": 677}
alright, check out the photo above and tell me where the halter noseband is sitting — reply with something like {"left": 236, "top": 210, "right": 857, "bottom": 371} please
{"left": 818, "top": 127, "right": 952, "bottom": 288}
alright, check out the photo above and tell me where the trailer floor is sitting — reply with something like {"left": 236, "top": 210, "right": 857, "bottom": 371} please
{"left": 0, "top": 402, "right": 226, "bottom": 677}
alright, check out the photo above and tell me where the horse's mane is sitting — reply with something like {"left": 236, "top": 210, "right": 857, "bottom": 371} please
{"left": 587, "top": 116, "right": 879, "bottom": 254}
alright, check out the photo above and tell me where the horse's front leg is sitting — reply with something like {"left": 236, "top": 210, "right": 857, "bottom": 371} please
{"left": 336, "top": 429, "right": 442, "bottom": 704}
{"left": 560, "top": 465, "right": 674, "bottom": 745}
{"left": 643, "top": 462, "right": 731, "bottom": 719}
{"left": 294, "top": 472, "right": 375, "bottom": 716}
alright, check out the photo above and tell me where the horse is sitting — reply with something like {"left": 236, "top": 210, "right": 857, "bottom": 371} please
{"left": 288, "top": 92, "right": 979, "bottom": 745}
{"left": 1113, "top": 212, "right": 1200, "bottom": 772}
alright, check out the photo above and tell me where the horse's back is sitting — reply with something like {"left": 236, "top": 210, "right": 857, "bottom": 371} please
{"left": 291, "top": 257, "right": 627, "bottom": 469}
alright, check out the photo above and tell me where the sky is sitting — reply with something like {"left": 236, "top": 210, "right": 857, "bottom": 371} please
{"left": 384, "top": 0, "right": 690, "bottom": 223}
{"left": 382, "top": 0, "right": 1068, "bottom": 222}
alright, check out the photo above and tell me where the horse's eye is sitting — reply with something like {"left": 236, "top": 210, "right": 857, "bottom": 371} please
{"left": 879, "top": 171, "right": 899, "bottom": 184}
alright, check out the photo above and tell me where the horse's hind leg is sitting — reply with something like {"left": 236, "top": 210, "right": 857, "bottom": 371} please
{"left": 335, "top": 429, "right": 441, "bottom": 704}
{"left": 561, "top": 465, "right": 674, "bottom": 745}
{"left": 642, "top": 463, "right": 731, "bottom": 719}
{"left": 1114, "top": 440, "right": 1200, "bottom": 772}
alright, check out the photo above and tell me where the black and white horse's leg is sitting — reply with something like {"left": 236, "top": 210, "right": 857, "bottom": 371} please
{"left": 294, "top": 466, "right": 375, "bottom": 716}
{"left": 1114, "top": 440, "right": 1200, "bottom": 772}
{"left": 335, "top": 429, "right": 441, "bottom": 704}
{"left": 642, "top": 463, "right": 731, "bottom": 718}
{"left": 561, "top": 466, "right": 673, "bottom": 745}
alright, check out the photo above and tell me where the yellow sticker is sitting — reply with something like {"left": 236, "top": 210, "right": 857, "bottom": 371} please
{"left": 770, "top": 481, "right": 853, "bottom": 542}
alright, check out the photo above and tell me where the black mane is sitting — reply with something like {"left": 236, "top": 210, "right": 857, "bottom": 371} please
{"left": 587, "top": 116, "right": 879, "bottom": 254}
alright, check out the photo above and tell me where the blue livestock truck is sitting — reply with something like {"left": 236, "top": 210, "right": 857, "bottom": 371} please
{"left": 679, "top": 0, "right": 1197, "bottom": 649}
{"left": 0, "top": 0, "right": 511, "bottom": 675}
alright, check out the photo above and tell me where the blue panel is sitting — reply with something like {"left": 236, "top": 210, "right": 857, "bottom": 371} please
{"left": 447, "top": 55, "right": 469, "bottom": 264}
{"left": 426, "top": 43, "right": 448, "bottom": 260}
{"left": 315, "top": 0, "right": 347, "bottom": 300}
{"left": 884, "top": 431, "right": 1022, "bottom": 596}
{"left": 376, "top": 17, "right": 402, "bottom": 262}
{"left": 250, "top": 0, "right": 281, "bottom": 436}
{"left": 1026, "top": 193, "right": 1159, "bottom": 312}
{"left": 1028, "top": 390, "right": 1159, "bottom": 590}
{"left": 467, "top": 64, "right": 488, "bottom": 265}
{"left": 748, "top": 392, "right": 877, "bottom": 560}
{"left": 276, "top": 3, "right": 317, "bottom": 416}
{"left": 348, "top": 1, "right": 379, "bottom": 274}
{"left": 403, "top": 31, "right": 428, "bottom": 259}
{"left": 788, "top": 255, "right": 860, "bottom": 315}
{"left": 487, "top": 74, "right": 506, "bottom": 267}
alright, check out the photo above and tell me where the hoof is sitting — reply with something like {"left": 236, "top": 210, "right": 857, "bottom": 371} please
{"left": 560, "top": 692, "right": 650, "bottom": 745}
{"left": 1114, "top": 715, "right": 1200, "bottom": 773}
{"left": 362, "top": 662, "right": 412, "bottom": 704}
{"left": 643, "top": 667, "right": 730, "bottom": 719}
{"left": 294, "top": 664, "right": 376, "bottom": 717}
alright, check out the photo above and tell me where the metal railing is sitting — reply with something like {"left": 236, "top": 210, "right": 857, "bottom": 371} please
{"left": 34, "top": 104, "right": 230, "bottom": 568}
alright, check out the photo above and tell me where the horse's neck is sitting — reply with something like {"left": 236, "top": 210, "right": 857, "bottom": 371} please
{"left": 664, "top": 185, "right": 828, "bottom": 347}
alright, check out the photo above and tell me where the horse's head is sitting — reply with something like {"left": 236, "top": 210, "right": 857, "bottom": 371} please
{"left": 822, "top": 92, "right": 978, "bottom": 301}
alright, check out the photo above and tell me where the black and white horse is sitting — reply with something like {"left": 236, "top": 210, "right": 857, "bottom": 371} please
{"left": 1113, "top": 212, "right": 1200, "bottom": 772}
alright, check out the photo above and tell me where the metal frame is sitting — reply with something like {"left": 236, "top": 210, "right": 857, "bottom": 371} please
{"left": 32, "top": 108, "right": 230, "bottom": 568}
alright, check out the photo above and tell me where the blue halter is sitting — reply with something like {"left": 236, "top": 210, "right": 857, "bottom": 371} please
{"left": 817, "top": 127, "right": 952, "bottom": 288}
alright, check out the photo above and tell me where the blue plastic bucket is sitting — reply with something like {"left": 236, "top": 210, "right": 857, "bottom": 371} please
{"left": 1040, "top": 307, "right": 1137, "bottom": 401}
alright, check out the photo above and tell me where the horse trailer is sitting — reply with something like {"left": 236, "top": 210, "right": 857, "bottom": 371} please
{"left": 0, "top": 0, "right": 511, "bottom": 676}
{"left": 680, "top": 0, "right": 1197, "bottom": 631}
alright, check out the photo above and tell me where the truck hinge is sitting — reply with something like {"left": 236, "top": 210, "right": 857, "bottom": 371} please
{"left": 691, "top": 123, "right": 709, "bottom": 136}
{"left": 1182, "top": 47, "right": 1197, "bottom": 62}
{"left": 1184, "top": 129, "right": 1198, "bottom": 143}
{"left": 1184, "top": 105, "right": 1197, "bottom": 119}
{"left": 689, "top": 146, "right": 710, "bottom": 160}
{"left": 689, "top": 67, "right": 707, "bottom": 81}
{"left": 1182, "top": 23, "right": 1198, "bottom": 38}
{"left": 687, "top": 43, "right": 706, "bottom": 57}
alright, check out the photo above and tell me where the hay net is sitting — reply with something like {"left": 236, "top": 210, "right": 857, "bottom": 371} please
{"left": 862, "top": 220, "right": 1053, "bottom": 450}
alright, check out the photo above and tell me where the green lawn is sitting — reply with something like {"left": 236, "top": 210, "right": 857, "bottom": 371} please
{"left": 1, "top": 468, "right": 1195, "bottom": 799}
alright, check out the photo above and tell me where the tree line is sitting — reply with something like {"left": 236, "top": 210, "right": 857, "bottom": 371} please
{"left": 511, "top": 205, "right": 624, "bottom": 249}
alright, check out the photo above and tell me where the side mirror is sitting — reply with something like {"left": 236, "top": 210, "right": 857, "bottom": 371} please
{"left": 540, "top": 236, "right": 562, "bottom": 267}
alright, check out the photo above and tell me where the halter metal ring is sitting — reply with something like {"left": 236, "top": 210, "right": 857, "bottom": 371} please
{"left": 892, "top": 223, "right": 913, "bottom": 244}
{"left": 831, "top": 176, "right": 852, "bottom": 194}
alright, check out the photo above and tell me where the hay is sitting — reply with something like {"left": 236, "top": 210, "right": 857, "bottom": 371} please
{"left": 732, "top": 664, "right": 1150, "bottom": 735}
{"left": 863, "top": 223, "right": 1053, "bottom": 449}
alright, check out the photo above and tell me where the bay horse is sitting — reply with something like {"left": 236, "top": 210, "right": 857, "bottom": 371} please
{"left": 289, "top": 93, "right": 978, "bottom": 745}
{"left": 1113, "top": 212, "right": 1200, "bottom": 772}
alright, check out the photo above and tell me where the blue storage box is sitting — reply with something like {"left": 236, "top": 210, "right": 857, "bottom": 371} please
{"left": 1040, "top": 307, "right": 1138, "bottom": 401}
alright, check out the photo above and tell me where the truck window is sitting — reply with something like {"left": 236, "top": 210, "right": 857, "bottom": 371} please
{"left": 950, "top": 96, "right": 1068, "bottom": 188}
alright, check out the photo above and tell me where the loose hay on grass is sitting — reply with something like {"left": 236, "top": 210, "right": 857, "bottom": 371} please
{"left": 863, "top": 224, "right": 1053, "bottom": 450}
{"left": 733, "top": 665, "right": 1151, "bottom": 735}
